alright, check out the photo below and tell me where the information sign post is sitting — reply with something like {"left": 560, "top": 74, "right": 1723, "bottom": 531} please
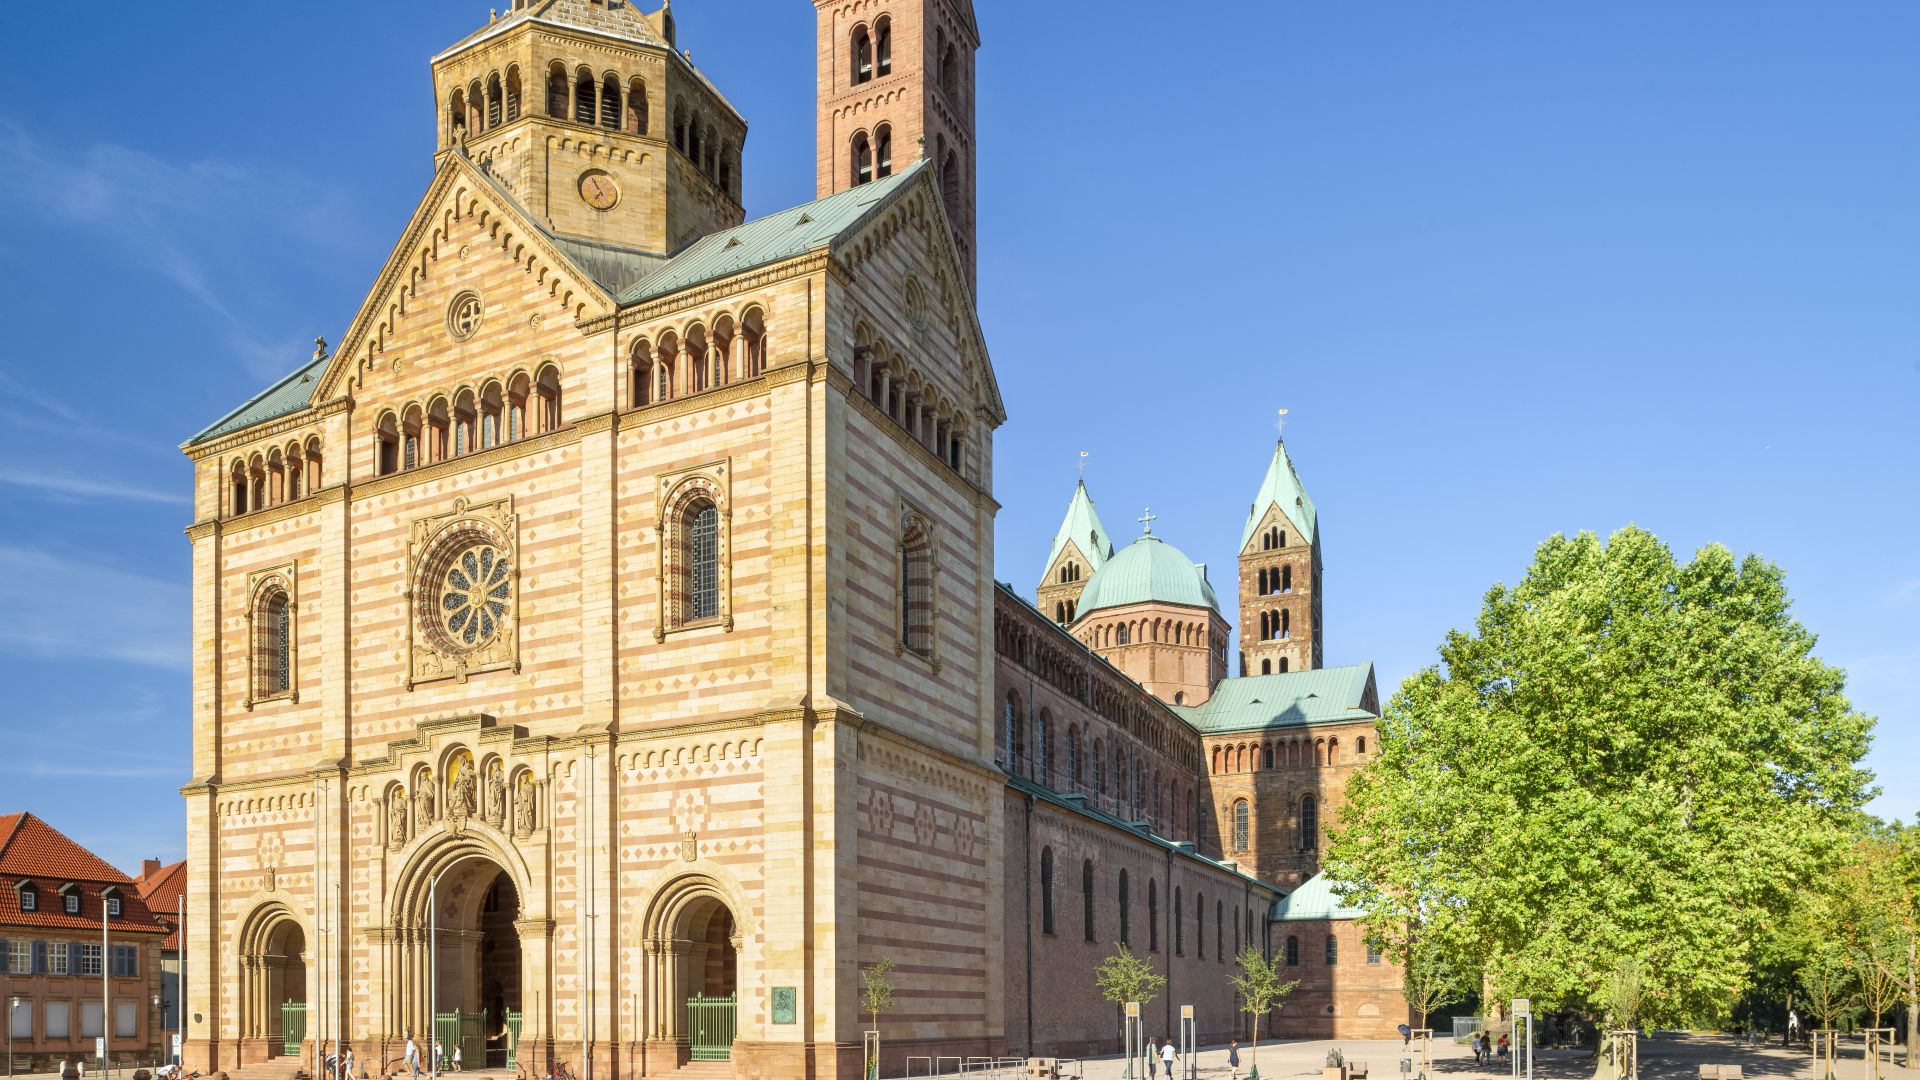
{"left": 1123, "top": 1002, "right": 1142, "bottom": 1080}
{"left": 1180, "top": 1006, "right": 1196, "bottom": 1080}
{"left": 1513, "top": 999, "right": 1533, "bottom": 1080}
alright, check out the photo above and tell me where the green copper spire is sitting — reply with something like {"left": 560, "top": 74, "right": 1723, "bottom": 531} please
{"left": 1240, "top": 439, "right": 1318, "bottom": 551}
{"left": 1043, "top": 480, "right": 1114, "bottom": 582}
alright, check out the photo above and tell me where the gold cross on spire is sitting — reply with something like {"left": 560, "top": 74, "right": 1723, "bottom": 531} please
{"left": 1138, "top": 508, "right": 1156, "bottom": 535}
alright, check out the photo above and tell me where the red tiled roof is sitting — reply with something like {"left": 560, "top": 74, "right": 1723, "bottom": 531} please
{"left": 0, "top": 813, "right": 132, "bottom": 883}
{"left": 134, "top": 859, "right": 187, "bottom": 950}
{"left": 0, "top": 813, "right": 167, "bottom": 936}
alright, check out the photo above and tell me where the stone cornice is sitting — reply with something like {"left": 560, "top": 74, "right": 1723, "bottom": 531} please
{"left": 351, "top": 420, "right": 580, "bottom": 500}
{"left": 583, "top": 251, "right": 832, "bottom": 334}
{"left": 184, "top": 398, "right": 350, "bottom": 462}
{"left": 615, "top": 372, "right": 772, "bottom": 429}
{"left": 842, "top": 373, "right": 988, "bottom": 502}
{"left": 830, "top": 704, "right": 1003, "bottom": 787}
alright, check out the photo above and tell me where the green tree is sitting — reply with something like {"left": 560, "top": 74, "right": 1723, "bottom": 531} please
{"left": 1229, "top": 946, "right": 1300, "bottom": 1080}
{"left": 861, "top": 956, "right": 895, "bottom": 1030}
{"left": 1094, "top": 943, "right": 1165, "bottom": 1057}
{"left": 1799, "top": 955, "right": 1855, "bottom": 1032}
{"left": 1324, "top": 528, "right": 1875, "bottom": 1026}
{"left": 1401, "top": 943, "right": 1470, "bottom": 1028}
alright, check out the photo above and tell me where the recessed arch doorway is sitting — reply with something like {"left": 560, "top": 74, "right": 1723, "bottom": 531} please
{"left": 238, "top": 905, "right": 307, "bottom": 1062}
{"left": 643, "top": 875, "right": 741, "bottom": 1065}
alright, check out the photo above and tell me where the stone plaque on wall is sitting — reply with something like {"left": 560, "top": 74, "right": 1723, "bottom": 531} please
{"left": 771, "top": 987, "right": 796, "bottom": 1025}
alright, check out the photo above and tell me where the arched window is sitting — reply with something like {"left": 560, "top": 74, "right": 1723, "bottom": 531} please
{"left": 402, "top": 405, "right": 423, "bottom": 469}
{"left": 1118, "top": 869, "right": 1130, "bottom": 944}
{"left": 1281, "top": 609, "right": 1291, "bottom": 639}
{"left": 229, "top": 460, "right": 248, "bottom": 514}
{"left": 427, "top": 397, "right": 450, "bottom": 461}
{"left": 1066, "top": 725, "right": 1080, "bottom": 787}
{"left": 1116, "top": 623, "right": 1131, "bottom": 645}
{"left": 505, "top": 67, "right": 522, "bottom": 122}
{"left": 852, "top": 26, "right": 873, "bottom": 84}
{"left": 876, "top": 16, "right": 893, "bottom": 75}
{"left": 1232, "top": 799, "right": 1249, "bottom": 852}
{"left": 1218, "top": 898, "right": 1225, "bottom": 962}
{"left": 685, "top": 500, "right": 720, "bottom": 622}
{"left": 1148, "top": 879, "right": 1159, "bottom": 951}
{"left": 1196, "top": 891, "right": 1205, "bottom": 959}
{"left": 1299, "top": 795, "right": 1318, "bottom": 851}
{"left": 304, "top": 438, "right": 322, "bottom": 490}
{"left": 627, "top": 78, "right": 648, "bottom": 134}
{"left": 1039, "top": 847, "right": 1055, "bottom": 934}
{"left": 1326, "top": 935, "right": 1339, "bottom": 966}
{"left": 742, "top": 308, "right": 767, "bottom": 378}
{"left": 900, "top": 516, "right": 934, "bottom": 658}
{"left": 1261, "top": 659, "right": 1272, "bottom": 675}
{"left": 487, "top": 74, "right": 503, "bottom": 129}
{"left": 852, "top": 131, "right": 873, "bottom": 186}
{"left": 536, "top": 365, "right": 562, "bottom": 431}
{"left": 285, "top": 446, "right": 303, "bottom": 501}
{"left": 1081, "top": 859, "right": 1095, "bottom": 941}
{"left": 630, "top": 339, "right": 654, "bottom": 407}
{"left": 1280, "top": 530, "right": 1287, "bottom": 548}
{"left": 1174, "top": 887, "right": 1183, "bottom": 955}
{"left": 1280, "top": 658, "right": 1289, "bottom": 673}
{"left": 254, "top": 586, "right": 292, "bottom": 700}
{"left": 1114, "top": 749, "right": 1127, "bottom": 807}
{"left": 480, "top": 383, "right": 503, "bottom": 449}
{"left": 1328, "top": 738, "right": 1339, "bottom": 765}
{"left": 1282, "top": 565, "right": 1293, "bottom": 592}
{"left": 687, "top": 325, "right": 711, "bottom": 393}
{"left": 1357, "top": 736, "right": 1368, "bottom": 755}
{"left": 453, "top": 389, "right": 477, "bottom": 457}
{"left": 601, "top": 73, "right": 621, "bottom": 129}
{"left": 941, "top": 149, "right": 962, "bottom": 222}
{"left": 574, "top": 69, "right": 597, "bottom": 125}
{"left": 875, "top": 124, "right": 893, "bottom": 179}
{"left": 1285, "top": 935, "right": 1299, "bottom": 966}
{"left": 1367, "top": 943, "right": 1383, "bottom": 965}
{"left": 672, "top": 102, "right": 688, "bottom": 153}
{"left": 375, "top": 413, "right": 399, "bottom": 477}
{"left": 1264, "top": 745, "right": 1275, "bottom": 770}
{"left": 1035, "top": 708, "right": 1053, "bottom": 782}
{"left": 1092, "top": 741, "right": 1104, "bottom": 793}
{"left": 546, "top": 64, "right": 568, "bottom": 118}
{"left": 507, "top": 375, "right": 529, "bottom": 441}
{"left": 1054, "top": 602, "right": 1066, "bottom": 624}
{"left": 1003, "top": 691, "right": 1022, "bottom": 770}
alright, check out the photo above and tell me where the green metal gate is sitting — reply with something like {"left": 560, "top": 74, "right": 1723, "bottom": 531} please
{"left": 434, "top": 1009, "right": 487, "bottom": 1069}
{"left": 685, "top": 994, "right": 736, "bottom": 1062}
{"left": 280, "top": 1002, "right": 306, "bottom": 1058}
{"left": 504, "top": 1011, "right": 522, "bottom": 1071}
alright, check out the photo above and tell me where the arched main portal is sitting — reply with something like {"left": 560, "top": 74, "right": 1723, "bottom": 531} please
{"left": 238, "top": 907, "right": 307, "bottom": 1062}
{"left": 643, "top": 876, "right": 741, "bottom": 1065}
{"left": 423, "top": 859, "right": 522, "bottom": 1070}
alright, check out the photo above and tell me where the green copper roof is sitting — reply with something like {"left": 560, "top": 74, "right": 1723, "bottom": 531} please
{"left": 1171, "top": 663, "right": 1379, "bottom": 734}
{"left": 1240, "top": 439, "right": 1318, "bottom": 551}
{"left": 1075, "top": 533, "right": 1220, "bottom": 617}
{"left": 618, "top": 162, "right": 925, "bottom": 304}
{"left": 1043, "top": 481, "right": 1114, "bottom": 583}
{"left": 186, "top": 352, "right": 328, "bottom": 447}
{"left": 1271, "top": 872, "right": 1367, "bottom": 922}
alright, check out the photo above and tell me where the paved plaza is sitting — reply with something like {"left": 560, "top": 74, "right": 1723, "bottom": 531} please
{"left": 889, "top": 1033, "right": 1917, "bottom": 1080}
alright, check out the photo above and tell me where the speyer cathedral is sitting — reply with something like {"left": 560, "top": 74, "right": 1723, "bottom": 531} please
{"left": 178, "top": 2, "right": 1406, "bottom": 1077}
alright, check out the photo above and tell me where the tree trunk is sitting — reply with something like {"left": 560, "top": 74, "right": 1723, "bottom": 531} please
{"left": 1906, "top": 933, "right": 1916, "bottom": 1068}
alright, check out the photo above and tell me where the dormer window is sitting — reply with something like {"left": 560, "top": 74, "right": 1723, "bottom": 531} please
{"left": 16, "top": 884, "right": 35, "bottom": 912}
{"left": 107, "top": 896, "right": 122, "bottom": 917}
{"left": 64, "top": 893, "right": 79, "bottom": 915}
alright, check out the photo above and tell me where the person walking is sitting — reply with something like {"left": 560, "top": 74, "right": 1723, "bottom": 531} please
{"left": 405, "top": 1034, "right": 421, "bottom": 1080}
{"left": 1471, "top": 1033, "right": 1483, "bottom": 1065}
{"left": 1160, "top": 1039, "right": 1176, "bottom": 1079}
{"left": 1399, "top": 1023, "right": 1412, "bottom": 1048}
{"left": 1228, "top": 1039, "right": 1241, "bottom": 1078}
{"left": 1497, "top": 1034, "right": 1510, "bottom": 1065}
{"left": 344, "top": 1048, "right": 357, "bottom": 1080}
{"left": 1146, "top": 1036, "right": 1159, "bottom": 1076}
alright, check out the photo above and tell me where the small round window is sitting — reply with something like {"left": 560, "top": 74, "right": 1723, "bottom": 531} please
{"left": 448, "top": 291, "right": 484, "bottom": 342}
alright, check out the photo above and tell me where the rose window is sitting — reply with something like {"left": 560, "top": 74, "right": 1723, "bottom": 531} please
{"left": 439, "top": 544, "right": 510, "bottom": 650}
{"left": 448, "top": 292, "right": 484, "bottom": 341}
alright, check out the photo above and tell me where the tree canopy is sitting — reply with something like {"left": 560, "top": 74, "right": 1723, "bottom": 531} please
{"left": 1325, "top": 527, "right": 1875, "bottom": 1025}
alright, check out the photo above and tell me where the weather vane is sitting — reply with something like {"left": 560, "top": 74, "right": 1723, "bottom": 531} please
{"left": 1076, "top": 451, "right": 1089, "bottom": 481}
{"left": 1275, "top": 407, "right": 1290, "bottom": 439}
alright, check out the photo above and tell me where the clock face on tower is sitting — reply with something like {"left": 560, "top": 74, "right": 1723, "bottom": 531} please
{"left": 578, "top": 170, "right": 620, "bottom": 211}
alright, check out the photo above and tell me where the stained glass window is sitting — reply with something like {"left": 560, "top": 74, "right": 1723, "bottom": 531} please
{"left": 442, "top": 544, "right": 510, "bottom": 650}
{"left": 689, "top": 503, "right": 718, "bottom": 621}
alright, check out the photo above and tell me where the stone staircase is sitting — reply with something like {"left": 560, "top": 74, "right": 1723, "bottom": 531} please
{"left": 670, "top": 1064, "right": 733, "bottom": 1079}
{"left": 224, "top": 1059, "right": 310, "bottom": 1080}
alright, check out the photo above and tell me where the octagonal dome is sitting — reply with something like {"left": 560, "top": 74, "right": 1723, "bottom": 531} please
{"left": 1074, "top": 534, "right": 1220, "bottom": 618}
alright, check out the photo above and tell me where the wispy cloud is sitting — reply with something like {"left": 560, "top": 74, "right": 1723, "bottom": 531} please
{"left": 0, "top": 121, "right": 358, "bottom": 380}
{"left": 0, "top": 545, "right": 187, "bottom": 669}
{"left": 0, "top": 465, "right": 190, "bottom": 505}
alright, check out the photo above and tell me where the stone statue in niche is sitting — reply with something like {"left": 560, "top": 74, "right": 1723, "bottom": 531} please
{"left": 388, "top": 797, "right": 409, "bottom": 850}
{"left": 487, "top": 766, "right": 507, "bottom": 828}
{"left": 451, "top": 765, "right": 476, "bottom": 821}
{"left": 514, "top": 776, "right": 535, "bottom": 836}
{"left": 415, "top": 771, "right": 436, "bottom": 834}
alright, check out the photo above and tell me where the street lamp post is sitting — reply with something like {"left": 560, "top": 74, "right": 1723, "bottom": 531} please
{"left": 10, "top": 993, "right": 20, "bottom": 1078}
{"left": 150, "top": 998, "right": 159, "bottom": 1072}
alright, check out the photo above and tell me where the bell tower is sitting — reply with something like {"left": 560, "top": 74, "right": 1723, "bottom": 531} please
{"left": 430, "top": 0, "right": 746, "bottom": 255}
{"left": 814, "top": 0, "right": 980, "bottom": 290}
{"left": 1238, "top": 439, "right": 1325, "bottom": 676}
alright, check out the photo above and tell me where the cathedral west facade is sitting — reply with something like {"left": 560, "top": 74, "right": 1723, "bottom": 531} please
{"left": 178, "top": 4, "right": 1401, "bottom": 1078}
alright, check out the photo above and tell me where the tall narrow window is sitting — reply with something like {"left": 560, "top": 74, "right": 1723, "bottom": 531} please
{"left": 853, "top": 27, "right": 873, "bottom": 84}
{"left": 255, "top": 588, "right": 292, "bottom": 699}
{"left": 1036, "top": 708, "right": 1053, "bottom": 782}
{"left": 687, "top": 501, "right": 719, "bottom": 622}
{"left": 601, "top": 74, "right": 621, "bottom": 129}
{"left": 1217, "top": 899, "right": 1224, "bottom": 961}
{"left": 1197, "top": 892, "right": 1206, "bottom": 959}
{"left": 1326, "top": 935, "right": 1339, "bottom": 965}
{"left": 1285, "top": 935, "right": 1299, "bottom": 966}
{"left": 853, "top": 132, "right": 873, "bottom": 186}
{"left": 1003, "top": 691, "right": 1022, "bottom": 770}
{"left": 875, "top": 17, "right": 893, "bottom": 75}
{"left": 1299, "top": 795, "right": 1318, "bottom": 850}
{"left": 900, "top": 516, "right": 933, "bottom": 658}
{"left": 1066, "top": 726, "right": 1080, "bottom": 788}
{"left": 1040, "top": 847, "right": 1055, "bottom": 934}
{"left": 876, "top": 125, "right": 893, "bottom": 179}
{"left": 1174, "top": 887, "right": 1183, "bottom": 955}
{"left": 1232, "top": 800, "right": 1250, "bottom": 852}
{"left": 1118, "top": 869, "right": 1130, "bottom": 944}
{"left": 575, "top": 71, "right": 596, "bottom": 125}
{"left": 1148, "top": 880, "right": 1159, "bottom": 951}
{"left": 1082, "top": 860, "right": 1095, "bottom": 941}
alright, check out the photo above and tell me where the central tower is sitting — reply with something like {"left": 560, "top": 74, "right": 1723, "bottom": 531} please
{"left": 814, "top": 0, "right": 980, "bottom": 290}
{"left": 431, "top": 0, "right": 746, "bottom": 255}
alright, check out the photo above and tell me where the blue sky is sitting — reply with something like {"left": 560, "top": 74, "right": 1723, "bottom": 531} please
{"left": 1, "top": 1, "right": 1914, "bottom": 872}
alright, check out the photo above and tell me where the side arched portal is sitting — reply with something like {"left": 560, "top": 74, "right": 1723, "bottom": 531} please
{"left": 237, "top": 903, "right": 308, "bottom": 1062}
{"left": 641, "top": 875, "right": 742, "bottom": 1065}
